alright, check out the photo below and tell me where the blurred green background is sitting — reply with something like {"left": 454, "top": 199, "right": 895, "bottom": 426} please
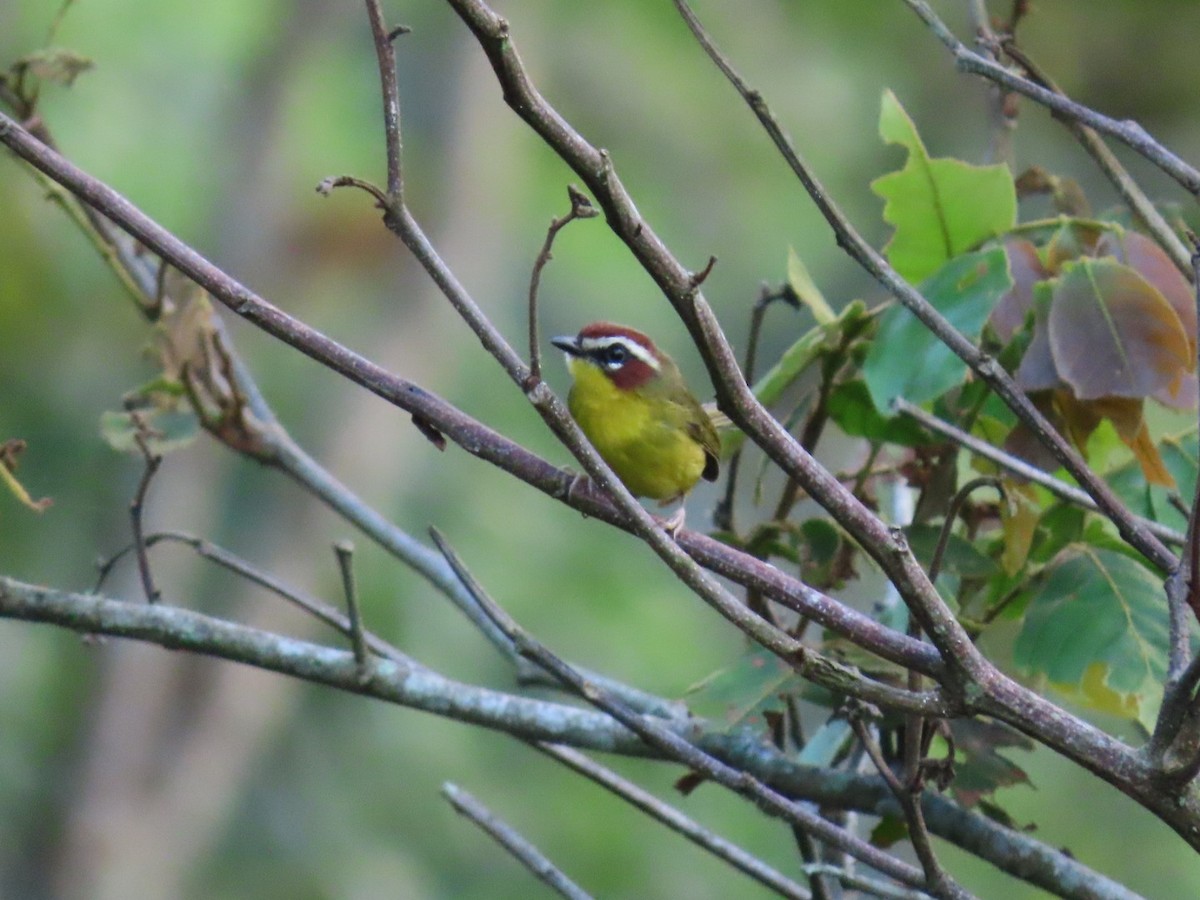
{"left": 3, "top": 0, "right": 1200, "bottom": 897}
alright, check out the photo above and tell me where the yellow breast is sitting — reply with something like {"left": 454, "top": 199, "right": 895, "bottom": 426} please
{"left": 566, "top": 359, "right": 708, "bottom": 501}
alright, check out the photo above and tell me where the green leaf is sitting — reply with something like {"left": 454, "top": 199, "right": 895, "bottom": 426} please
{"left": 684, "top": 647, "right": 799, "bottom": 731}
{"left": 787, "top": 246, "right": 835, "bottom": 325}
{"left": 1014, "top": 545, "right": 1168, "bottom": 729}
{"left": 864, "top": 247, "right": 1012, "bottom": 413}
{"left": 721, "top": 301, "right": 870, "bottom": 457}
{"left": 827, "top": 380, "right": 932, "bottom": 445}
{"left": 795, "top": 719, "right": 854, "bottom": 767}
{"left": 905, "top": 523, "right": 998, "bottom": 580}
{"left": 948, "top": 719, "right": 1033, "bottom": 808}
{"left": 872, "top": 90, "right": 1016, "bottom": 283}
{"left": 751, "top": 300, "right": 869, "bottom": 408}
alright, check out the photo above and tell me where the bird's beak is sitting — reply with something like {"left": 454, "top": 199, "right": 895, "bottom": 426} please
{"left": 551, "top": 335, "right": 583, "bottom": 357}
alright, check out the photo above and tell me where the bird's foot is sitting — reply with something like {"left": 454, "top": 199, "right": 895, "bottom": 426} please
{"left": 659, "top": 506, "right": 687, "bottom": 538}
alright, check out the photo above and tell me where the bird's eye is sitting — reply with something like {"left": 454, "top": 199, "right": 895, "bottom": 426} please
{"left": 603, "top": 344, "right": 629, "bottom": 367}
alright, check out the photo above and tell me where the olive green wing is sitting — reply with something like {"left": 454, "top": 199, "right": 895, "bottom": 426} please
{"left": 683, "top": 397, "right": 721, "bottom": 483}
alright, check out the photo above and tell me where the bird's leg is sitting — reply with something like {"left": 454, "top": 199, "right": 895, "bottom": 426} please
{"left": 657, "top": 497, "right": 687, "bottom": 538}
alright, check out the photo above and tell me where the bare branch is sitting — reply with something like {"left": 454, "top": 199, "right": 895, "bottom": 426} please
{"left": 364, "top": 0, "right": 404, "bottom": 199}
{"left": 0, "top": 575, "right": 1145, "bottom": 897}
{"left": 901, "top": 0, "right": 1200, "bottom": 197}
{"left": 442, "top": 783, "right": 592, "bottom": 900}
{"left": 535, "top": 743, "right": 811, "bottom": 900}
{"left": 528, "top": 185, "right": 597, "bottom": 381}
{"left": 333, "top": 540, "right": 369, "bottom": 673}
{"left": 849, "top": 708, "right": 971, "bottom": 900}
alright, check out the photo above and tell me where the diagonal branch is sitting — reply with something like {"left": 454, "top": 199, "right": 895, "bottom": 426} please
{"left": 442, "top": 783, "right": 592, "bottom": 900}
{"left": 533, "top": 743, "right": 811, "bottom": 899}
{"left": 901, "top": 0, "right": 1200, "bottom": 197}
{"left": 427, "top": 532, "right": 932, "bottom": 891}
{"left": 439, "top": 0, "right": 983, "bottom": 690}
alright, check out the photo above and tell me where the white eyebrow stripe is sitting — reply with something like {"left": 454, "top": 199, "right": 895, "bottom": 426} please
{"left": 578, "top": 335, "right": 661, "bottom": 370}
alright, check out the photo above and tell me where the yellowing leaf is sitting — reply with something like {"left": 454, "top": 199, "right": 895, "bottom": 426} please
{"left": 0, "top": 440, "right": 52, "bottom": 514}
{"left": 1015, "top": 545, "right": 1167, "bottom": 729}
{"left": 1051, "top": 661, "right": 1140, "bottom": 721}
{"left": 787, "top": 246, "right": 835, "bottom": 325}
{"left": 1090, "top": 397, "right": 1174, "bottom": 488}
{"left": 998, "top": 481, "right": 1039, "bottom": 576}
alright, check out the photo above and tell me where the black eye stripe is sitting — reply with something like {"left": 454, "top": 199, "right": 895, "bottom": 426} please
{"left": 602, "top": 344, "right": 629, "bottom": 367}
{"left": 578, "top": 336, "right": 659, "bottom": 371}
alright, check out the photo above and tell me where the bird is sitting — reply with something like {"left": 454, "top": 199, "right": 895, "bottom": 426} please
{"left": 551, "top": 322, "right": 720, "bottom": 534}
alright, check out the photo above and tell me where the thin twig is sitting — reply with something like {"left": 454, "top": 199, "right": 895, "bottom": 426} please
{"left": 364, "top": 0, "right": 404, "bottom": 200}
{"left": 714, "top": 281, "right": 797, "bottom": 533}
{"left": 94, "top": 530, "right": 422, "bottom": 667}
{"left": 129, "top": 427, "right": 163, "bottom": 604}
{"left": 441, "top": 783, "right": 593, "bottom": 900}
{"left": 528, "top": 185, "right": 597, "bottom": 381}
{"left": 802, "top": 864, "right": 933, "bottom": 900}
{"left": 334, "top": 540, "right": 369, "bottom": 673}
{"left": 848, "top": 708, "right": 971, "bottom": 900}
{"left": 929, "top": 478, "right": 1004, "bottom": 585}
{"left": 999, "top": 40, "right": 1191, "bottom": 277}
{"left": 966, "top": 0, "right": 1015, "bottom": 168}
{"left": 902, "top": 0, "right": 1200, "bottom": 197}
{"left": 427, "top": 531, "right": 932, "bottom": 889}
{"left": 893, "top": 398, "right": 1185, "bottom": 548}
{"left": 534, "top": 743, "right": 811, "bottom": 900}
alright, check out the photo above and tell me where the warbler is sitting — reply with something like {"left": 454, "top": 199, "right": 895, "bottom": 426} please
{"left": 552, "top": 322, "right": 720, "bottom": 532}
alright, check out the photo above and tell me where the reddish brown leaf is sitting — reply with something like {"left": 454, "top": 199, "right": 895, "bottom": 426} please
{"left": 1095, "top": 230, "right": 1196, "bottom": 353}
{"left": 1013, "top": 310, "right": 1059, "bottom": 393}
{"left": 1090, "top": 397, "right": 1175, "bottom": 488}
{"left": 1003, "top": 394, "right": 1064, "bottom": 473}
{"left": 1048, "top": 258, "right": 1191, "bottom": 401}
{"left": 989, "top": 238, "right": 1049, "bottom": 342}
{"left": 1095, "top": 230, "right": 1198, "bottom": 409}
{"left": 1054, "top": 391, "right": 1103, "bottom": 451}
